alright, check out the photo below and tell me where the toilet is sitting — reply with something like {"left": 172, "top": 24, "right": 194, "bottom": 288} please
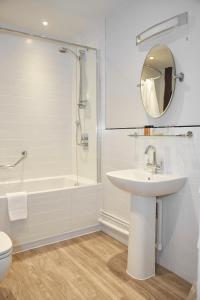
{"left": 0, "top": 232, "right": 12, "bottom": 281}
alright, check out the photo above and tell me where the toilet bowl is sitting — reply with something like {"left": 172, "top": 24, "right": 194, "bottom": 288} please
{"left": 0, "top": 232, "right": 12, "bottom": 281}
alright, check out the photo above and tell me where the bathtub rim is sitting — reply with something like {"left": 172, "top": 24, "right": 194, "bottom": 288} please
{"left": 0, "top": 174, "right": 101, "bottom": 199}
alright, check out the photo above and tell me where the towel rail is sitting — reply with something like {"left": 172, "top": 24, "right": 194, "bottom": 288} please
{"left": 0, "top": 151, "right": 28, "bottom": 169}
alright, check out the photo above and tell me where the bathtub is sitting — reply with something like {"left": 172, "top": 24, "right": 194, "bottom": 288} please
{"left": 0, "top": 175, "right": 97, "bottom": 196}
{"left": 0, "top": 175, "right": 102, "bottom": 252}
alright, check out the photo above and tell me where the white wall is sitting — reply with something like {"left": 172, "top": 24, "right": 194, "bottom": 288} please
{"left": 0, "top": 33, "right": 73, "bottom": 181}
{"left": 106, "top": 0, "right": 200, "bottom": 128}
{"left": 102, "top": 0, "right": 200, "bottom": 283}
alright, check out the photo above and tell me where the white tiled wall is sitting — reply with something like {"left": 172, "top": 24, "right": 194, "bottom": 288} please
{"left": 0, "top": 32, "right": 98, "bottom": 184}
{"left": 0, "top": 33, "right": 74, "bottom": 181}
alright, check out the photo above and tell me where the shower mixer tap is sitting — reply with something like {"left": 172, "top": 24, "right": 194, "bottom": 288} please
{"left": 81, "top": 133, "right": 89, "bottom": 148}
{"left": 75, "top": 121, "right": 88, "bottom": 148}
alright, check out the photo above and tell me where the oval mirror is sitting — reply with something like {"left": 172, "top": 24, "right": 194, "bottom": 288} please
{"left": 140, "top": 44, "right": 176, "bottom": 118}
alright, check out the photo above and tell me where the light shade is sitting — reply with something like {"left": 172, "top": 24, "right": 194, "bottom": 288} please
{"left": 136, "top": 12, "right": 188, "bottom": 46}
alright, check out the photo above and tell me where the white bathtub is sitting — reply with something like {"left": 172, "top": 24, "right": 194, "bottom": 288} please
{"left": 0, "top": 175, "right": 102, "bottom": 251}
{"left": 0, "top": 175, "right": 97, "bottom": 197}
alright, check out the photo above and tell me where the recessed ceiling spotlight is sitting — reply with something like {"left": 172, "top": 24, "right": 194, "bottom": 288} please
{"left": 42, "top": 21, "right": 48, "bottom": 26}
{"left": 26, "top": 38, "right": 32, "bottom": 44}
{"left": 149, "top": 56, "right": 154, "bottom": 60}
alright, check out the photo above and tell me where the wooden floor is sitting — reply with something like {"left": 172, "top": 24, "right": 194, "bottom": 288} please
{"left": 0, "top": 232, "right": 191, "bottom": 300}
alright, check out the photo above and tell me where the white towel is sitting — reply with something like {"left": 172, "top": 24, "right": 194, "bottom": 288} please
{"left": 7, "top": 192, "right": 28, "bottom": 221}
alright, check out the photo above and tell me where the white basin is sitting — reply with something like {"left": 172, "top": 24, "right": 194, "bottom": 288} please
{"left": 106, "top": 168, "right": 187, "bottom": 280}
{"left": 107, "top": 169, "right": 186, "bottom": 197}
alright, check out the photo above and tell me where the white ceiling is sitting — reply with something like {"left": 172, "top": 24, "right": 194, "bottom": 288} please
{"left": 0, "top": 0, "right": 128, "bottom": 41}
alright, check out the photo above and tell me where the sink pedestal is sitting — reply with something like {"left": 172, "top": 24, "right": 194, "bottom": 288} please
{"left": 127, "top": 195, "right": 156, "bottom": 280}
{"left": 107, "top": 168, "right": 186, "bottom": 281}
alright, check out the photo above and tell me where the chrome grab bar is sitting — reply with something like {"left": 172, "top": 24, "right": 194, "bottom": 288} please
{"left": 0, "top": 151, "right": 28, "bottom": 169}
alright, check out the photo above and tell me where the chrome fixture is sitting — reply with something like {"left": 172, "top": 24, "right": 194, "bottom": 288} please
{"left": 144, "top": 145, "right": 162, "bottom": 173}
{"left": 173, "top": 72, "right": 184, "bottom": 82}
{"left": 59, "top": 47, "right": 88, "bottom": 148}
{"left": 80, "top": 133, "right": 89, "bottom": 148}
{"left": 78, "top": 50, "right": 88, "bottom": 109}
{"left": 136, "top": 12, "right": 188, "bottom": 45}
{"left": 0, "top": 151, "right": 28, "bottom": 169}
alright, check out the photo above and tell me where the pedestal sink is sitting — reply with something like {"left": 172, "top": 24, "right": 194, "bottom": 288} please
{"left": 106, "top": 169, "right": 186, "bottom": 280}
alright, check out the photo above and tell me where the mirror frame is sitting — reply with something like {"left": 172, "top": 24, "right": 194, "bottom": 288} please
{"left": 140, "top": 44, "right": 176, "bottom": 118}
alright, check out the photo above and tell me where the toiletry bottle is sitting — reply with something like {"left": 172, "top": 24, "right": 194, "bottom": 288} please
{"left": 144, "top": 126, "right": 152, "bottom": 136}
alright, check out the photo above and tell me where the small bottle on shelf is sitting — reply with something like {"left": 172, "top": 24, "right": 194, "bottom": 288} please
{"left": 144, "top": 125, "right": 153, "bottom": 136}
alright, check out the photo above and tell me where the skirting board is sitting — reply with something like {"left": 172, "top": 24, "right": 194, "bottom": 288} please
{"left": 14, "top": 224, "right": 101, "bottom": 254}
{"left": 99, "top": 210, "right": 129, "bottom": 245}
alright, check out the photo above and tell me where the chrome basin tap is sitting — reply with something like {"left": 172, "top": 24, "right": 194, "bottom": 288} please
{"left": 144, "top": 145, "right": 163, "bottom": 173}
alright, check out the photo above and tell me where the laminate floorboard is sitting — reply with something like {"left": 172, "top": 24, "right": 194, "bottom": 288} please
{"left": 0, "top": 232, "right": 191, "bottom": 300}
